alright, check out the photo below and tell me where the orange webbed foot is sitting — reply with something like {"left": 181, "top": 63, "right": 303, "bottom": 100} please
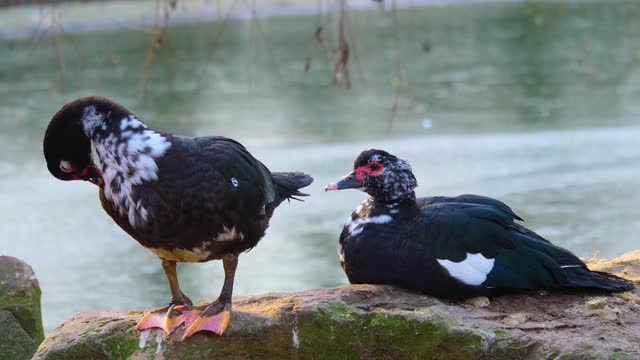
{"left": 176, "top": 301, "right": 231, "bottom": 340}
{"left": 135, "top": 304, "right": 185, "bottom": 335}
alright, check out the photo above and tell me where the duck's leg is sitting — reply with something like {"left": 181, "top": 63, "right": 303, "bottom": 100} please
{"left": 135, "top": 259, "right": 192, "bottom": 334}
{"left": 179, "top": 254, "right": 237, "bottom": 340}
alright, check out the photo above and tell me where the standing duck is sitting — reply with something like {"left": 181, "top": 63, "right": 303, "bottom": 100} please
{"left": 325, "top": 149, "right": 632, "bottom": 298}
{"left": 43, "top": 96, "right": 313, "bottom": 339}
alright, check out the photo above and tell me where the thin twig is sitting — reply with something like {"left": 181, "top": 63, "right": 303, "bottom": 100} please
{"left": 164, "top": 26, "right": 174, "bottom": 91}
{"left": 194, "top": 0, "right": 240, "bottom": 90}
{"left": 13, "top": 4, "right": 51, "bottom": 80}
{"left": 140, "top": 0, "right": 173, "bottom": 99}
{"left": 388, "top": 0, "right": 417, "bottom": 132}
{"left": 333, "top": 0, "right": 350, "bottom": 89}
{"left": 247, "top": 0, "right": 256, "bottom": 93}
{"left": 301, "top": 0, "right": 325, "bottom": 75}
{"left": 49, "top": 8, "right": 66, "bottom": 91}
{"left": 343, "top": 4, "right": 366, "bottom": 86}
{"left": 389, "top": 0, "right": 401, "bottom": 132}
{"left": 244, "top": 0, "right": 283, "bottom": 86}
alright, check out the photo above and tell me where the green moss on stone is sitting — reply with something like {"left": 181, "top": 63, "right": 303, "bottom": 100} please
{"left": 611, "top": 351, "right": 633, "bottom": 360}
{"left": 489, "top": 335, "right": 538, "bottom": 359}
{"left": 292, "top": 302, "right": 485, "bottom": 359}
{"left": 102, "top": 331, "right": 140, "bottom": 360}
{"left": 0, "top": 310, "right": 37, "bottom": 360}
{"left": 0, "top": 256, "right": 44, "bottom": 346}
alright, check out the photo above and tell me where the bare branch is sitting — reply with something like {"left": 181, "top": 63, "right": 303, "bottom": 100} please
{"left": 139, "top": 0, "right": 174, "bottom": 99}
{"left": 333, "top": 0, "right": 350, "bottom": 89}
{"left": 244, "top": 0, "right": 283, "bottom": 87}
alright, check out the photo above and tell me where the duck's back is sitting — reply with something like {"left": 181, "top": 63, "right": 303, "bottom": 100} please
{"left": 391, "top": 195, "right": 523, "bottom": 298}
{"left": 100, "top": 135, "right": 275, "bottom": 260}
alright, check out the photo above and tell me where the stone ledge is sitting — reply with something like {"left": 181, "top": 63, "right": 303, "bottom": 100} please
{"left": 34, "top": 251, "right": 640, "bottom": 359}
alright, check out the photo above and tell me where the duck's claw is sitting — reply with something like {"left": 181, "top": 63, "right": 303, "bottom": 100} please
{"left": 135, "top": 304, "right": 184, "bottom": 335}
{"left": 177, "top": 301, "right": 231, "bottom": 340}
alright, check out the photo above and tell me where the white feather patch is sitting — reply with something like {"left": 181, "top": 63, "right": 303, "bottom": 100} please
{"left": 90, "top": 141, "right": 103, "bottom": 171}
{"left": 215, "top": 225, "right": 244, "bottom": 242}
{"left": 120, "top": 115, "right": 146, "bottom": 130}
{"left": 82, "top": 106, "right": 105, "bottom": 136}
{"left": 346, "top": 214, "right": 392, "bottom": 236}
{"left": 93, "top": 117, "right": 171, "bottom": 229}
{"left": 436, "top": 253, "right": 495, "bottom": 286}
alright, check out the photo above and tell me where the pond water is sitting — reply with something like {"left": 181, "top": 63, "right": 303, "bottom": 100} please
{"left": 1, "top": 0, "right": 640, "bottom": 332}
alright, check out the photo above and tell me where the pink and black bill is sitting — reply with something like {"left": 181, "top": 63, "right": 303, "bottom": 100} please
{"left": 325, "top": 172, "right": 363, "bottom": 191}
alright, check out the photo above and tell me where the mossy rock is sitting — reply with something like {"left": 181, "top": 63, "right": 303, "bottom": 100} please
{"left": 0, "top": 310, "right": 37, "bottom": 360}
{"left": 33, "top": 294, "right": 489, "bottom": 360}
{"left": 35, "top": 252, "right": 640, "bottom": 359}
{"left": 0, "top": 256, "right": 44, "bottom": 351}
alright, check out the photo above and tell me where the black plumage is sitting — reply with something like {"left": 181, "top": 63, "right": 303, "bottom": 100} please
{"left": 327, "top": 149, "right": 633, "bottom": 299}
{"left": 43, "top": 96, "right": 313, "bottom": 338}
{"left": 101, "top": 135, "right": 307, "bottom": 257}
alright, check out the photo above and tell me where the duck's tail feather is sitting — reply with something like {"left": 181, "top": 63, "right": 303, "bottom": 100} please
{"left": 564, "top": 266, "right": 634, "bottom": 292}
{"left": 272, "top": 172, "right": 314, "bottom": 203}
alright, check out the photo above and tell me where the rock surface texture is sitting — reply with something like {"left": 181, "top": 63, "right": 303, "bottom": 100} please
{"left": 34, "top": 251, "right": 640, "bottom": 360}
{"left": 0, "top": 255, "right": 44, "bottom": 360}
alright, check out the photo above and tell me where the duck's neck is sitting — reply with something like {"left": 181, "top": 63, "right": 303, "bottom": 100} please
{"left": 83, "top": 108, "right": 171, "bottom": 176}
{"left": 373, "top": 191, "right": 417, "bottom": 208}
{"left": 82, "top": 107, "right": 172, "bottom": 227}
{"left": 357, "top": 192, "right": 418, "bottom": 218}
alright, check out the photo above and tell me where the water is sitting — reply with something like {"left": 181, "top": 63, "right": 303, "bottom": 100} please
{"left": 1, "top": 0, "right": 640, "bottom": 333}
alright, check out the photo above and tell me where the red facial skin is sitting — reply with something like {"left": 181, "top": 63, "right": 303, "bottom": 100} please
{"left": 354, "top": 161, "right": 385, "bottom": 182}
{"left": 71, "top": 165, "right": 104, "bottom": 187}
{"left": 72, "top": 167, "right": 89, "bottom": 180}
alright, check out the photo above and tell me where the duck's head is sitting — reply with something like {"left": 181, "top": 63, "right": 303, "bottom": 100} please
{"left": 325, "top": 149, "right": 417, "bottom": 201}
{"left": 43, "top": 96, "right": 128, "bottom": 186}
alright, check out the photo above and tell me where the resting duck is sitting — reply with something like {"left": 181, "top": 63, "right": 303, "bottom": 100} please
{"left": 325, "top": 149, "right": 632, "bottom": 298}
{"left": 43, "top": 96, "right": 313, "bottom": 339}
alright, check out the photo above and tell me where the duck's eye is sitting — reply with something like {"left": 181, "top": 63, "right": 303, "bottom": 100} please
{"left": 369, "top": 164, "right": 380, "bottom": 171}
{"left": 59, "top": 160, "right": 73, "bottom": 173}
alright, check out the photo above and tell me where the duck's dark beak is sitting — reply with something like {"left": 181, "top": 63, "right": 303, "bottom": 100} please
{"left": 325, "top": 172, "right": 363, "bottom": 191}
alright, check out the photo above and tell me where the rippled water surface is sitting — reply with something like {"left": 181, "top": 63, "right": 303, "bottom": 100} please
{"left": 1, "top": 0, "right": 640, "bottom": 332}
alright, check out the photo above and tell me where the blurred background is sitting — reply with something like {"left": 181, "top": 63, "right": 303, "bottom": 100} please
{"left": 1, "top": 0, "right": 639, "bottom": 333}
